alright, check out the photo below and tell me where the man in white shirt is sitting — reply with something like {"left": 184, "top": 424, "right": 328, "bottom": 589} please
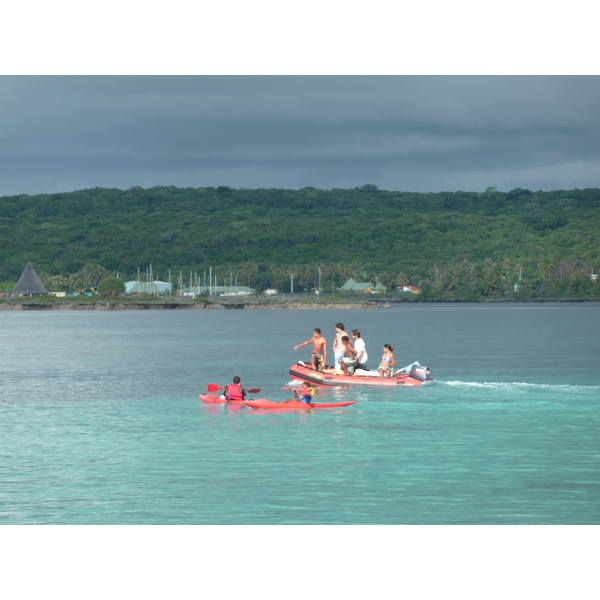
{"left": 352, "top": 330, "right": 368, "bottom": 368}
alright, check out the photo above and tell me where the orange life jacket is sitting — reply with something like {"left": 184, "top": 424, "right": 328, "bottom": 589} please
{"left": 226, "top": 383, "right": 244, "bottom": 402}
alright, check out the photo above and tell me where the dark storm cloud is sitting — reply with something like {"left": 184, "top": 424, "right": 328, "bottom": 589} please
{"left": 1, "top": 75, "right": 599, "bottom": 195}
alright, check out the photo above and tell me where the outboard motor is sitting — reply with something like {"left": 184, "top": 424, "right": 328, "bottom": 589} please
{"left": 410, "top": 364, "right": 431, "bottom": 382}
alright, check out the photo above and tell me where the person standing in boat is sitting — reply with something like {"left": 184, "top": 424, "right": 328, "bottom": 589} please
{"left": 293, "top": 328, "right": 328, "bottom": 371}
{"left": 338, "top": 335, "right": 359, "bottom": 375}
{"left": 333, "top": 322, "right": 353, "bottom": 365}
{"left": 352, "top": 330, "right": 369, "bottom": 369}
{"left": 378, "top": 345, "right": 396, "bottom": 377}
{"left": 222, "top": 376, "right": 246, "bottom": 402}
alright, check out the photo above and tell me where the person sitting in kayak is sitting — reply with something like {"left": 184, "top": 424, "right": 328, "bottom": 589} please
{"left": 378, "top": 345, "right": 396, "bottom": 377}
{"left": 222, "top": 376, "right": 246, "bottom": 402}
{"left": 293, "top": 328, "right": 328, "bottom": 371}
{"left": 293, "top": 382, "right": 315, "bottom": 403}
{"left": 338, "top": 335, "right": 358, "bottom": 375}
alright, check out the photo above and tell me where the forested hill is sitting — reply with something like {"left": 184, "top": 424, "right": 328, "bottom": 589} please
{"left": 1, "top": 185, "right": 599, "bottom": 296}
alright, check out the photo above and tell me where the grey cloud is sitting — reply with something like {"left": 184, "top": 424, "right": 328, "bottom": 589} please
{"left": 0, "top": 76, "right": 599, "bottom": 195}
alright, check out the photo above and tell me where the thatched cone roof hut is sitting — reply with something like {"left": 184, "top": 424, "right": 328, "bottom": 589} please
{"left": 12, "top": 262, "right": 47, "bottom": 295}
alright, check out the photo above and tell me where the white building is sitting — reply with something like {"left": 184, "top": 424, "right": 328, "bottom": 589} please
{"left": 125, "top": 281, "right": 173, "bottom": 295}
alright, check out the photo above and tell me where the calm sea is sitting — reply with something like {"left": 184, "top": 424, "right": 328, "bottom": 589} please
{"left": 1, "top": 303, "right": 599, "bottom": 526}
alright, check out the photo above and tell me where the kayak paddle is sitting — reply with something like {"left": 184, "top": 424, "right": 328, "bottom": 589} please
{"left": 206, "top": 383, "right": 261, "bottom": 393}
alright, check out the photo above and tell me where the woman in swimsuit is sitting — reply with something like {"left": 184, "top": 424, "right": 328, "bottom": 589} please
{"left": 378, "top": 344, "right": 396, "bottom": 377}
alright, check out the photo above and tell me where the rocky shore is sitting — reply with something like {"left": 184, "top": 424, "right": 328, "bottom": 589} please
{"left": 0, "top": 301, "right": 206, "bottom": 310}
{"left": 0, "top": 298, "right": 380, "bottom": 310}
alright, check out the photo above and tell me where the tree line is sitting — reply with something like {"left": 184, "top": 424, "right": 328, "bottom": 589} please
{"left": 1, "top": 185, "right": 598, "bottom": 300}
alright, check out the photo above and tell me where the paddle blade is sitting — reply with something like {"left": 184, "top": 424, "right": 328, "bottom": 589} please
{"left": 246, "top": 388, "right": 261, "bottom": 393}
{"left": 206, "top": 383, "right": 221, "bottom": 392}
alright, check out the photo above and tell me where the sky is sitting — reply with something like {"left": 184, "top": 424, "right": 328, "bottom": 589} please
{"left": 2, "top": 74, "right": 598, "bottom": 197}
{"left": 3, "top": 0, "right": 599, "bottom": 198}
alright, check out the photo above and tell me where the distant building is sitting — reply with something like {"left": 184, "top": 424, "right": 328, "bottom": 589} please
{"left": 193, "top": 285, "right": 255, "bottom": 296}
{"left": 11, "top": 263, "right": 48, "bottom": 296}
{"left": 125, "top": 281, "right": 256, "bottom": 297}
{"left": 340, "top": 278, "right": 371, "bottom": 292}
{"left": 401, "top": 285, "right": 421, "bottom": 294}
{"left": 339, "top": 278, "right": 359, "bottom": 291}
{"left": 264, "top": 289, "right": 278, "bottom": 295}
{"left": 125, "top": 281, "right": 173, "bottom": 295}
{"left": 340, "top": 278, "right": 386, "bottom": 293}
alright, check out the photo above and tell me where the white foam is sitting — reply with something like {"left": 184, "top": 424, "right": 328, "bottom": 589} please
{"left": 440, "top": 380, "right": 600, "bottom": 392}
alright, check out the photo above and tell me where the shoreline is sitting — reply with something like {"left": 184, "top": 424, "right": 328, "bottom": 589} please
{"left": 0, "top": 300, "right": 380, "bottom": 310}
{"left": 0, "top": 297, "right": 598, "bottom": 310}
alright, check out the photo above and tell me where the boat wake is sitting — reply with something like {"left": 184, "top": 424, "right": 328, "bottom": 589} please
{"left": 439, "top": 380, "right": 600, "bottom": 393}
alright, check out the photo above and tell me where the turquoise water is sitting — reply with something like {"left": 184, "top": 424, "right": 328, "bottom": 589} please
{"left": 1, "top": 304, "right": 599, "bottom": 525}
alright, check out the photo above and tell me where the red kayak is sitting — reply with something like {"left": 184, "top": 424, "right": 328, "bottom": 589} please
{"left": 200, "top": 385, "right": 262, "bottom": 404}
{"left": 290, "top": 361, "right": 432, "bottom": 388}
{"left": 243, "top": 399, "right": 357, "bottom": 410}
{"left": 199, "top": 394, "right": 246, "bottom": 404}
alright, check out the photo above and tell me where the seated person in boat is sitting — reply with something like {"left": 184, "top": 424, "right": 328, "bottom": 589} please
{"left": 338, "top": 335, "right": 358, "bottom": 375}
{"left": 292, "top": 382, "right": 315, "bottom": 403}
{"left": 352, "top": 329, "right": 369, "bottom": 369}
{"left": 293, "top": 328, "right": 327, "bottom": 371}
{"left": 221, "top": 376, "right": 246, "bottom": 402}
{"left": 378, "top": 345, "right": 396, "bottom": 377}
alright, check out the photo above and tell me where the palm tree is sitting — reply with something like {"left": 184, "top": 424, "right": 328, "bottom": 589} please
{"left": 481, "top": 259, "right": 505, "bottom": 296}
{"left": 432, "top": 264, "right": 443, "bottom": 289}
{"left": 396, "top": 272, "right": 410, "bottom": 288}
{"left": 269, "top": 265, "right": 288, "bottom": 290}
{"left": 538, "top": 258, "right": 556, "bottom": 280}
{"left": 239, "top": 263, "right": 259, "bottom": 287}
{"left": 80, "top": 263, "right": 108, "bottom": 288}
{"left": 297, "top": 264, "right": 318, "bottom": 291}
{"left": 40, "top": 273, "right": 67, "bottom": 292}
{"left": 502, "top": 258, "right": 512, "bottom": 282}
{"left": 68, "top": 272, "right": 86, "bottom": 293}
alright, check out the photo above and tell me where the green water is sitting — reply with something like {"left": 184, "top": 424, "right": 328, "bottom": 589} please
{"left": 1, "top": 304, "right": 599, "bottom": 525}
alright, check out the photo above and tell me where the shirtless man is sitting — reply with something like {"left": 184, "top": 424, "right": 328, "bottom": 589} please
{"left": 333, "top": 322, "right": 353, "bottom": 364}
{"left": 293, "top": 328, "right": 328, "bottom": 371}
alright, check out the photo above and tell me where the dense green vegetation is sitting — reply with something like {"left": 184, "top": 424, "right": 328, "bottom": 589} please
{"left": 1, "top": 185, "right": 598, "bottom": 300}
{"left": 98, "top": 277, "right": 126, "bottom": 297}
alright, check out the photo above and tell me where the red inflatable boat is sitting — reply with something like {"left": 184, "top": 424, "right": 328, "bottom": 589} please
{"left": 289, "top": 361, "right": 432, "bottom": 388}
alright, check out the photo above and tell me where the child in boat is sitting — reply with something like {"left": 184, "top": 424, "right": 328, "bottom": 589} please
{"left": 291, "top": 382, "right": 315, "bottom": 403}
{"left": 378, "top": 345, "right": 396, "bottom": 377}
{"left": 222, "top": 376, "right": 246, "bottom": 402}
{"left": 338, "top": 335, "right": 358, "bottom": 375}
